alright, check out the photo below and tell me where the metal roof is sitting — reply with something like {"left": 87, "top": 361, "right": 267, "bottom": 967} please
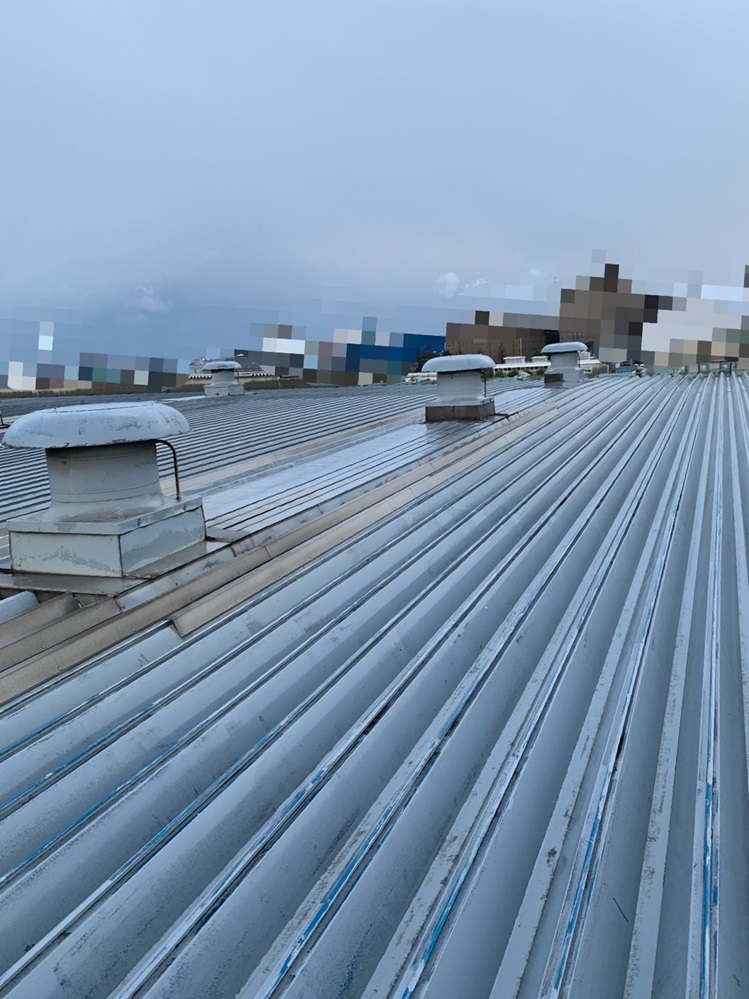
{"left": 0, "top": 383, "right": 547, "bottom": 523}
{"left": 0, "top": 373, "right": 746, "bottom": 998}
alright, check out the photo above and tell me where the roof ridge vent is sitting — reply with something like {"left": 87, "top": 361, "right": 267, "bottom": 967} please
{"left": 541, "top": 341, "right": 587, "bottom": 385}
{"left": 2, "top": 402, "right": 206, "bottom": 578}
{"left": 421, "top": 354, "right": 496, "bottom": 421}
{"left": 203, "top": 360, "right": 244, "bottom": 396}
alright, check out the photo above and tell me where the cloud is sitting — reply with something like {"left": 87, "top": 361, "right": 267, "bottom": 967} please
{"left": 127, "top": 286, "right": 169, "bottom": 314}
{"left": 436, "top": 274, "right": 492, "bottom": 299}
{"left": 437, "top": 272, "right": 461, "bottom": 298}
{"left": 113, "top": 285, "right": 170, "bottom": 327}
{"left": 3, "top": 0, "right": 749, "bottom": 322}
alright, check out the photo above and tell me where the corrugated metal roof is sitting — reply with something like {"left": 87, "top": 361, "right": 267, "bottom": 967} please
{"left": 0, "top": 374, "right": 747, "bottom": 998}
{"left": 0, "top": 382, "right": 544, "bottom": 523}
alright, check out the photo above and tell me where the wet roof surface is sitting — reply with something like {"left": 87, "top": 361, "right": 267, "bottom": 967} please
{"left": 0, "top": 373, "right": 746, "bottom": 998}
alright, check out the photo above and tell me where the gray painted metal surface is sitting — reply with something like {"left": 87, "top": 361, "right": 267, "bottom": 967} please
{"left": 2, "top": 401, "right": 189, "bottom": 449}
{"left": 0, "top": 591, "right": 37, "bottom": 624}
{"left": 2, "top": 403, "right": 205, "bottom": 578}
{"left": 202, "top": 361, "right": 242, "bottom": 372}
{"left": 0, "top": 375, "right": 746, "bottom": 997}
{"left": 0, "top": 383, "right": 547, "bottom": 523}
{"left": 421, "top": 354, "right": 495, "bottom": 372}
{"left": 198, "top": 410, "right": 549, "bottom": 544}
{"left": 541, "top": 341, "right": 588, "bottom": 354}
{"left": 203, "top": 361, "right": 244, "bottom": 397}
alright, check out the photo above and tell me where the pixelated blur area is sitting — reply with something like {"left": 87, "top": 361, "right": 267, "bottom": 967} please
{"left": 3, "top": 262, "right": 749, "bottom": 394}
{"left": 0, "top": 306, "right": 445, "bottom": 392}
{"left": 446, "top": 262, "right": 749, "bottom": 371}
{"left": 557, "top": 263, "right": 749, "bottom": 369}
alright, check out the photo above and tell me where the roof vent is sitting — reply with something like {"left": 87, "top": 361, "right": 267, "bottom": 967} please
{"left": 203, "top": 360, "right": 244, "bottom": 396}
{"left": 2, "top": 402, "right": 206, "bottom": 578}
{"left": 541, "top": 341, "right": 587, "bottom": 385}
{"left": 421, "top": 354, "right": 496, "bottom": 421}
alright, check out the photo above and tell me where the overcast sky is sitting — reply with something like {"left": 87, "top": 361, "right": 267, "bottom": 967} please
{"left": 2, "top": 0, "right": 749, "bottom": 317}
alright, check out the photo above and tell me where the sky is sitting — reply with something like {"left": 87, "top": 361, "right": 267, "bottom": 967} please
{"left": 3, "top": 0, "right": 749, "bottom": 324}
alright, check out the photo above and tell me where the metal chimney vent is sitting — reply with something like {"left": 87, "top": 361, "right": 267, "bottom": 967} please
{"left": 2, "top": 402, "right": 206, "bottom": 578}
{"left": 421, "top": 354, "right": 496, "bottom": 421}
{"left": 203, "top": 360, "right": 244, "bottom": 396}
{"left": 541, "top": 341, "right": 587, "bottom": 385}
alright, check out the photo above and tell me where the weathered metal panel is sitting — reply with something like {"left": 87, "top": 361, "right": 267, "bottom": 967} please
{"left": 0, "top": 375, "right": 746, "bottom": 998}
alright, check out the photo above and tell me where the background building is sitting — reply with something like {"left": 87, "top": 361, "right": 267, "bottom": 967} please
{"left": 0, "top": 303, "right": 447, "bottom": 393}
{"left": 445, "top": 311, "right": 561, "bottom": 361}
{"left": 447, "top": 263, "right": 749, "bottom": 370}
{"left": 558, "top": 263, "right": 670, "bottom": 363}
{"left": 5, "top": 264, "right": 749, "bottom": 395}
